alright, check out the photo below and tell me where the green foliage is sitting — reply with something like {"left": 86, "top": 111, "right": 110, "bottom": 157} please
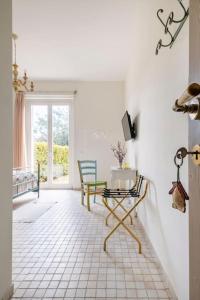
{"left": 34, "top": 142, "right": 48, "bottom": 166}
{"left": 53, "top": 144, "right": 69, "bottom": 165}
{"left": 34, "top": 142, "right": 69, "bottom": 181}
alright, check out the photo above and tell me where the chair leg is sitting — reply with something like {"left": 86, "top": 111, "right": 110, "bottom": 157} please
{"left": 134, "top": 198, "right": 138, "bottom": 217}
{"left": 94, "top": 183, "right": 106, "bottom": 204}
{"left": 87, "top": 185, "right": 91, "bottom": 211}
{"left": 81, "top": 188, "right": 84, "bottom": 206}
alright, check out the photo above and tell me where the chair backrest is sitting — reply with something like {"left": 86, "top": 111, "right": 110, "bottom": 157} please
{"left": 78, "top": 160, "right": 97, "bottom": 184}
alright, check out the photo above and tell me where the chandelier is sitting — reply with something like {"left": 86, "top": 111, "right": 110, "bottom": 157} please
{"left": 12, "top": 33, "right": 34, "bottom": 92}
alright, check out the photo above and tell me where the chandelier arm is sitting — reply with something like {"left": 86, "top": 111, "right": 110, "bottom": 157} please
{"left": 12, "top": 33, "right": 34, "bottom": 93}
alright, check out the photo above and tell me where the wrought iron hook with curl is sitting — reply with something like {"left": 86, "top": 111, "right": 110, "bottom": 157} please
{"left": 155, "top": 0, "right": 189, "bottom": 55}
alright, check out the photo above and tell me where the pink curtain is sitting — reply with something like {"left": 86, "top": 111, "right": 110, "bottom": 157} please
{"left": 13, "top": 91, "right": 27, "bottom": 168}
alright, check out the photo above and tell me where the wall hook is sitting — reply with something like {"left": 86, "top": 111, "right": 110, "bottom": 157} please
{"left": 155, "top": 0, "right": 189, "bottom": 55}
{"left": 173, "top": 83, "right": 200, "bottom": 120}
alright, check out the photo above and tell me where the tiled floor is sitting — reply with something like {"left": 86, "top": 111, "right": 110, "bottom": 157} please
{"left": 12, "top": 190, "right": 175, "bottom": 299}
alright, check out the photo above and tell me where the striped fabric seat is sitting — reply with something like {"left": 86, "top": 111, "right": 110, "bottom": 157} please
{"left": 102, "top": 175, "right": 144, "bottom": 199}
{"left": 103, "top": 188, "right": 139, "bottom": 198}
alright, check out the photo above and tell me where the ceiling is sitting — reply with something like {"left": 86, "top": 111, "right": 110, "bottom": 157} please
{"left": 12, "top": 0, "right": 135, "bottom": 81}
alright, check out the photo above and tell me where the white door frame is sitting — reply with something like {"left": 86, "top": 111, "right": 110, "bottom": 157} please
{"left": 25, "top": 93, "right": 75, "bottom": 189}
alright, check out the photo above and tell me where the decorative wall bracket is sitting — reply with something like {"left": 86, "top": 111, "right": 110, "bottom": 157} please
{"left": 155, "top": 0, "right": 189, "bottom": 55}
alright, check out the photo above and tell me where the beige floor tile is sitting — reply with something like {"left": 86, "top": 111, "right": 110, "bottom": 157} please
{"left": 12, "top": 190, "right": 174, "bottom": 299}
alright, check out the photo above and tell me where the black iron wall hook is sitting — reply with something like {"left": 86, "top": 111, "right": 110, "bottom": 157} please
{"left": 155, "top": 0, "right": 189, "bottom": 55}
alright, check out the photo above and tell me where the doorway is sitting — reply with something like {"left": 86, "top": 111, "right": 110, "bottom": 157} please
{"left": 26, "top": 94, "right": 74, "bottom": 189}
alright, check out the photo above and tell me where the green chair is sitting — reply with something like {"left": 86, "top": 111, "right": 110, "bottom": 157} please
{"left": 78, "top": 160, "right": 107, "bottom": 211}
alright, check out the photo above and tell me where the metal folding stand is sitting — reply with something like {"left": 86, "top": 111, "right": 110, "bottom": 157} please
{"left": 102, "top": 177, "right": 148, "bottom": 254}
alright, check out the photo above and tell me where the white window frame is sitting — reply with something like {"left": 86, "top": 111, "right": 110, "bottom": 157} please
{"left": 25, "top": 93, "right": 75, "bottom": 189}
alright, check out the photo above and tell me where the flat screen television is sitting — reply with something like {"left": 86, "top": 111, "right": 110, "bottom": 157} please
{"left": 121, "top": 111, "right": 136, "bottom": 141}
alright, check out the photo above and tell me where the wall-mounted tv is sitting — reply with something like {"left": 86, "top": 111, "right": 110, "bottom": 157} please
{"left": 121, "top": 111, "right": 136, "bottom": 141}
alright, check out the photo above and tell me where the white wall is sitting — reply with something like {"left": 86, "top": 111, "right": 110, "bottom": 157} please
{"left": 0, "top": 0, "right": 13, "bottom": 299}
{"left": 125, "top": 1, "right": 189, "bottom": 299}
{"left": 33, "top": 81, "right": 124, "bottom": 188}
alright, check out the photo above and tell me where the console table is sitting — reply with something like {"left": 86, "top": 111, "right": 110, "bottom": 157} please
{"left": 110, "top": 167, "right": 137, "bottom": 216}
{"left": 110, "top": 167, "right": 136, "bottom": 188}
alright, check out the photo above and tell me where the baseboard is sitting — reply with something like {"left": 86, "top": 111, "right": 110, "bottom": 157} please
{"left": 1, "top": 284, "right": 14, "bottom": 300}
{"left": 137, "top": 218, "right": 178, "bottom": 300}
{"left": 73, "top": 187, "right": 81, "bottom": 191}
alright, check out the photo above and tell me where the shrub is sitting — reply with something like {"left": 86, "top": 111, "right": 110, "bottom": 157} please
{"left": 34, "top": 142, "right": 69, "bottom": 181}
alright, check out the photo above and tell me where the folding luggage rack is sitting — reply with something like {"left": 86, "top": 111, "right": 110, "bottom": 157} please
{"left": 102, "top": 175, "right": 148, "bottom": 254}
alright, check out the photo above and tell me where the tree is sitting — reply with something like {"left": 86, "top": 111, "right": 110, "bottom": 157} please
{"left": 33, "top": 105, "right": 69, "bottom": 146}
{"left": 53, "top": 106, "right": 69, "bottom": 146}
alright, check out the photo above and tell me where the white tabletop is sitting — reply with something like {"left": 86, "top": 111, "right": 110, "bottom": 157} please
{"left": 110, "top": 167, "right": 136, "bottom": 188}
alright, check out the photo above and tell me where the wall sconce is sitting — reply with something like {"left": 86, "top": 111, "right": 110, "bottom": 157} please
{"left": 173, "top": 83, "right": 200, "bottom": 120}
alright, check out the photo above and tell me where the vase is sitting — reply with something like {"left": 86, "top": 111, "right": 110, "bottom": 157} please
{"left": 119, "top": 161, "right": 123, "bottom": 169}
